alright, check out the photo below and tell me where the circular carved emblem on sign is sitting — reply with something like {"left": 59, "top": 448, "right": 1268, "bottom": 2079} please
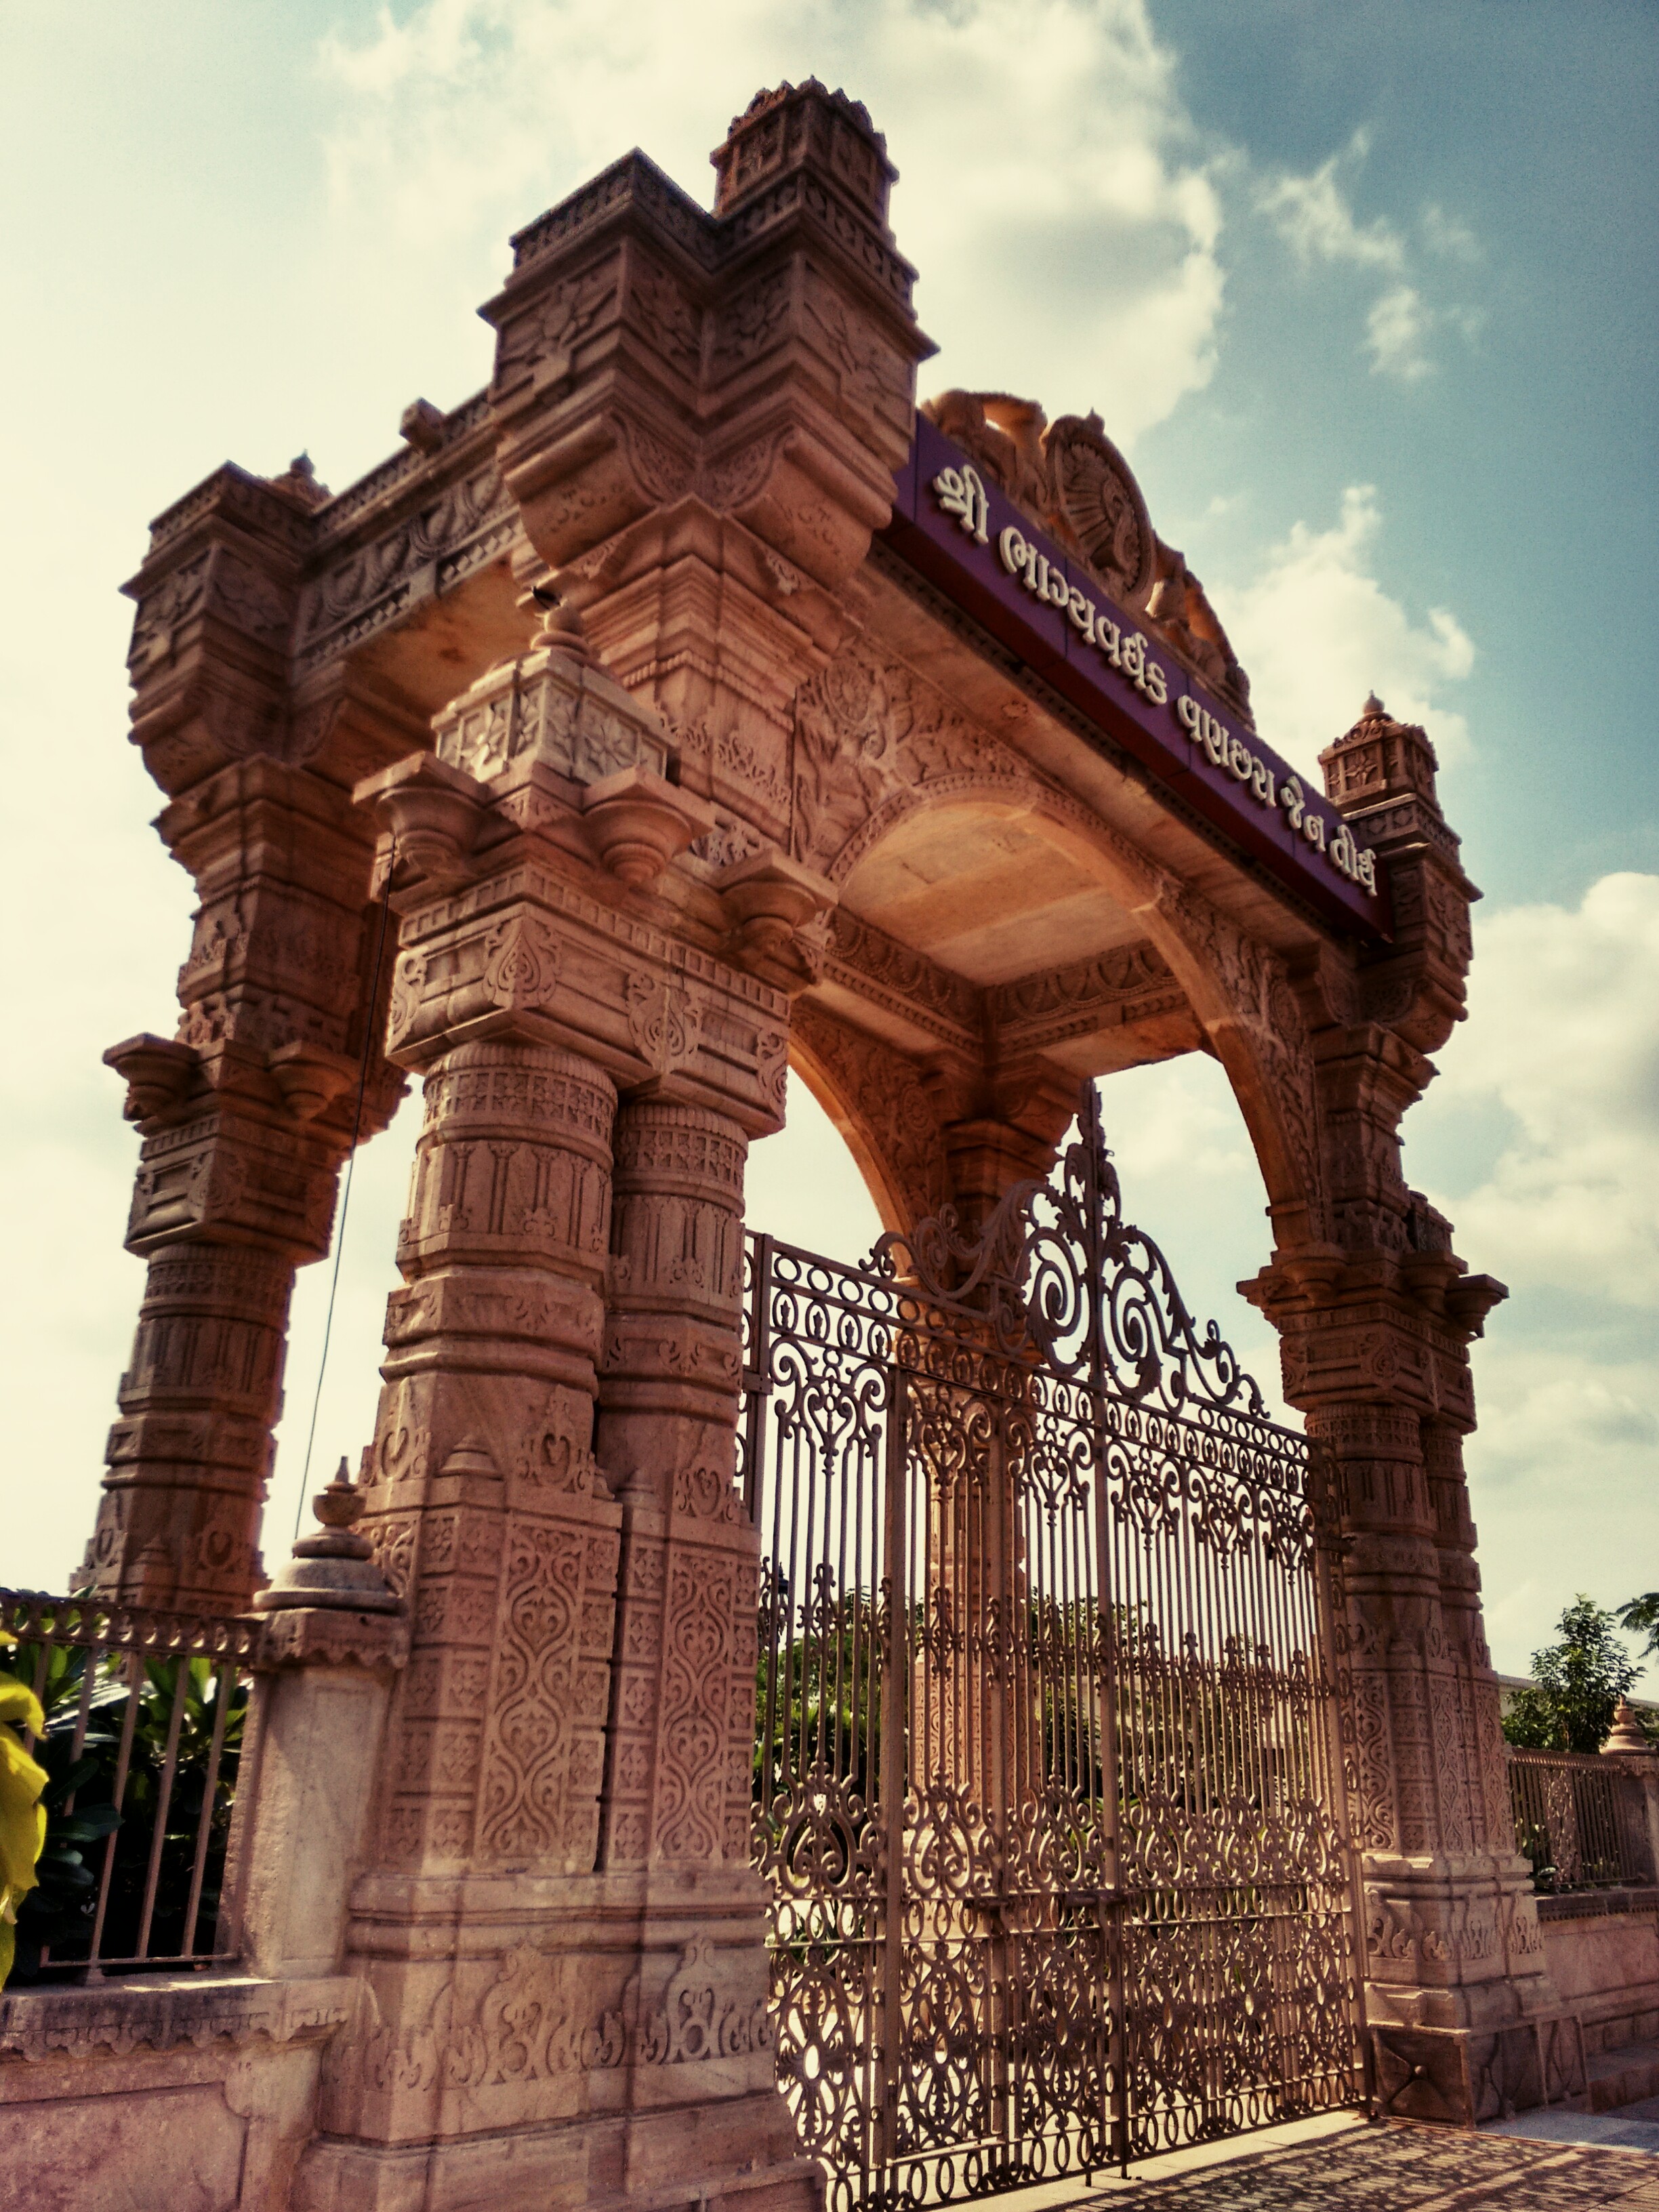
{"left": 1044, "top": 413, "right": 1155, "bottom": 611}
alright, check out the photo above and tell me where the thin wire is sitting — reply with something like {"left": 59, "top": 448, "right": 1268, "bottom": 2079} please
{"left": 291, "top": 844, "right": 398, "bottom": 1540}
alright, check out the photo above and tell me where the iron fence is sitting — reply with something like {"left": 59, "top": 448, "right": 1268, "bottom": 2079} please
{"left": 1507, "top": 1746, "right": 1653, "bottom": 1893}
{"left": 741, "top": 1083, "right": 1362, "bottom": 2201}
{"left": 1, "top": 1589, "right": 258, "bottom": 1980}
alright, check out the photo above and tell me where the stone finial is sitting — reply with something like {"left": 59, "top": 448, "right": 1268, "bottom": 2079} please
{"left": 531, "top": 588, "right": 595, "bottom": 669}
{"left": 422, "top": 589, "right": 678, "bottom": 803}
{"left": 255, "top": 1459, "right": 399, "bottom": 1614}
{"left": 1319, "top": 689, "right": 1441, "bottom": 815}
{"left": 266, "top": 451, "right": 331, "bottom": 510}
{"left": 1604, "top": 1698, "right": 1656, "bottom": 1757}
{"left": 711, "top": 79, "right": 897, "bottom": 225}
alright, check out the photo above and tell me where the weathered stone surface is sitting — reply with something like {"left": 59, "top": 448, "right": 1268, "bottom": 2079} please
{"left": 70, "top": 65, "right": 1570, "bottom": 2212}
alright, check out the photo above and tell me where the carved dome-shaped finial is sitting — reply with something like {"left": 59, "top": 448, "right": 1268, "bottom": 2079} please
{"left": 1361, "top": 691, "right": 1387, "bottom": 720}
{"left": 313, "top": 1456, "right": 365, "bottom": 1531}
{"left": 531, "top": 587, "right": 594, "bottom": 668}
{"left": 254, "top": 1454, "right": 399, "bottom": 1613}
{"left": 1604, "top": 1697, "right": 1656, "bottom": 1757}
{"left": 268, "top": 450, "right": 331, "bottom": 510}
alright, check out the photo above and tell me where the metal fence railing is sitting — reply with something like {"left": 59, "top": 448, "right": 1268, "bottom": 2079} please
{"left": 1507, "top": 1746, "right": 1654, "bottom": 1893}
{"left": 1, "top": 1590, "right": 258, "bottom": 1982}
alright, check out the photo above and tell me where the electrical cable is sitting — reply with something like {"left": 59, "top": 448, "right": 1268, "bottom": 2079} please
{"left": 291, "top": 845, "right": 398, "bottom": 1539}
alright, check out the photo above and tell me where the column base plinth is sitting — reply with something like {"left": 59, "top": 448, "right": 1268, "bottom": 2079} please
{"left": 295, "top": 2101, "right": 822, "bottom": 2212}
{"left": 1369, "top": 2014, "right": 1587, "bottom": 2129}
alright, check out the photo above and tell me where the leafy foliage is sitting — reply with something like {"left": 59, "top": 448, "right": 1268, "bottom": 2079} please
{"left": 0, "top": 1631, "right": 243, "bottom": 1982}
{"left": 1617, "top": 1592, "right": 1659, "bottom": 1666}
{"left": 1500, "top": 1595, "right": 1639, "bottom": 1755}
{"left": 754, "top": 1584, "right": 882, "bottom": 1805}
{"left": 0, "top": 1652, "right": 47, "bottom": 1988}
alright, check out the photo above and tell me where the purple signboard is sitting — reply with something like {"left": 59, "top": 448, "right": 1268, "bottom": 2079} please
{"left": 879, "top": 415, "right": 1389, "bottom": 941}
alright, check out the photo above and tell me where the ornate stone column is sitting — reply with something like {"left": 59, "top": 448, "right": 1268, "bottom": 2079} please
{"left": 1246, "top": 695, "right": 1563, "bottom": 2123}
{"left": 363, "top": 1035, "right": 623, "bottom": 1874}
{"left": 87, "top": 445, "right": 419, "bottom": 1612}
{"left": 598, "top": 1100, "right": 756, "bottom": 1873}
{"left": 302, "top": 601, "right": 808, "bottom": 2209}
{"left": 87, "top": 754, "right": 403, "bottom": 1612}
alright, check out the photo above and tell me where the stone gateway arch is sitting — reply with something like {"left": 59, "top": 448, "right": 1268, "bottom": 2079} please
{"left": 75, "top": 77, "right": 1564, "bottom": 2212}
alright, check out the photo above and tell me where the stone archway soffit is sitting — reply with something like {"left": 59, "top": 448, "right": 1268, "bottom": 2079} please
{"left": 818, "top": 764, "right": 1324, "bottom": 1233}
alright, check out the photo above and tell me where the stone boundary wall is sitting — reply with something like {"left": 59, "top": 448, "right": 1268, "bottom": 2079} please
{"left": 1539, "top": 1891, "right": 1659, "bottom": 2057}
{"left": 0, "top": 1975, "right": 356, "bottom": 2212}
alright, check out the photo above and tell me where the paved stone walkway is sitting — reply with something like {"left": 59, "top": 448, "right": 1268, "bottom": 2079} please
{"left": 1492, "top": 2095, "right": 1659, "bottom": 2157}
{"left": 998, "top": 2115, "right": 1659, "bottom": 2210}
{"left": 1088, "top": 2127, "right": 1659, "bottom": 2207}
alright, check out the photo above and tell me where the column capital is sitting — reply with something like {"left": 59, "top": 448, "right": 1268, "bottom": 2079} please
{"left": 363, "top": 621, "right": 792, "bottom": 1135}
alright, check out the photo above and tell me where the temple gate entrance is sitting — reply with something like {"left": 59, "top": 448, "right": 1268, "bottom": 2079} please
{"left": 60, "top": 76, "right": 1563, "bottom": 2212}
{"left": 745, "top": 1086, "right": 1362, "bottom": 2203}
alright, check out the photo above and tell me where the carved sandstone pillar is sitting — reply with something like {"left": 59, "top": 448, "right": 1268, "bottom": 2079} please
{"left": 1237, "top": 691, "right": 1561, "bottom": 2117}
{"left": 1249, "top": 1044, "right": 1554, "bottom": 2108}
{"left": 304, "top": 597, "right": 805, "bottom": 2205}
{"left": 94, "top": 432, "right": 419, "bottom": 1612}
{"left": 306, "top": 1033, "right": 634, "bottom": 2194}
{"left": 1286, "top": 1355, "right": 1555, "bottom": 2109}
{"left": 598, "top": 1099, "right": 757, "bottom": 1873}
{"left": 367, "top": 1038, "right": 621, "bottom": 1873}
{"left": 87, "top": 756, "right": 401, "bottom": 1611}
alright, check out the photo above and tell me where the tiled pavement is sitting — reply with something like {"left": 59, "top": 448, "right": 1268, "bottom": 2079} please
{"left": 988, "top": 2112, "right": 1659, "bottom": 2210}
{"left": 1491, "top": 2095, "right": 1659, "bottom": 2158}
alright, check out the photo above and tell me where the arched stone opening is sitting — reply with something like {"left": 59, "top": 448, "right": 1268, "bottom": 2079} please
{"left": 781, "top": 760, "right": 1320, "bottom": 1277}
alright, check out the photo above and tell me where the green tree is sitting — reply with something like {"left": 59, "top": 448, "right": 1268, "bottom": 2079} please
{"left": 1501, "top": 1595, "right": 1638, "bottom": 1755}
{"left": 1616, "top": 1592, "right": 1659, "bottom": 1665}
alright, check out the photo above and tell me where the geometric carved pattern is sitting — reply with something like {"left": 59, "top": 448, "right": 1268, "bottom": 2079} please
{"left": 476, "top": 1515, "right": 617, "bottom": 1866}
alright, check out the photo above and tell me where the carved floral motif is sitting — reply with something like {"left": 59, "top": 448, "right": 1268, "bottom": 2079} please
{"left": 626, "top": 970, "right": 703, "bottom": 1076}
{"left": 791, "top": 1000, "right": 948, "bottom": 1229}
{"left": 792, "top": 635, "right": 1021, "bottom": 878}
{"left": 653, "top": 1551, "right": 739, "bottom": 1860}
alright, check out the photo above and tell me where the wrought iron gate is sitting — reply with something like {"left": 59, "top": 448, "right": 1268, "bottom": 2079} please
{"left": 742, "top": 1088, "right": 1362, "bottom": 2205}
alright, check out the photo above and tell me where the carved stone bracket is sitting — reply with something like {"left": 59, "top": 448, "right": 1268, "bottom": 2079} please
{"left": 581, "top": 763, "right": 717, "bottom": 887}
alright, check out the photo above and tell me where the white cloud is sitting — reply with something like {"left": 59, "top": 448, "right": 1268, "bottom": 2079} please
{"left": 1366, "top": 283, "right": 1434, "bottom": 380}
{"left": 1214, "top": 485, "right": 1475, "bottom": 770}
{"left": 1407, "top": 876, "right": 1659, "bottom": 1667}
{"left": 1421, "top": 201, "right": 1482, "bottom": 262}
{"left": 316, "top": 0, "right": 1227, "bottom": 443}
{"left": 1256, "top": 139, "right": 1480, "bottom": 382}
{"left": 1421, "top": 874, "right": 1659, "bottom": 1305}
{"left": 1256, "top": 136, "right": 1405, "bottom": 272}
{"left": 1457, "top": 1330, "right": 1659, "bottom": 1679}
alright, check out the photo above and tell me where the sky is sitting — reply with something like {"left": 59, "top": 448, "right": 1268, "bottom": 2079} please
{"left": 1, "top": 0, "right": 1654, "bottom": 1682}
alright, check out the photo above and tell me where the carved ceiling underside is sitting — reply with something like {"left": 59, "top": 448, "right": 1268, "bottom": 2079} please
{"left": 817, "top": 908, "right": 1197, "bottom": 1075}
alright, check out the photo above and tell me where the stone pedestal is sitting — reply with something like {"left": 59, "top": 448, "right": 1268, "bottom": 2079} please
{"left": 241, "top": 1475, "right": 409, "bottom": 1984}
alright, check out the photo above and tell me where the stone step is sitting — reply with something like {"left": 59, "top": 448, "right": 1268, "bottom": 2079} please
{"left": 1586, "top": 2036, "right": 1659, "bottom": 2112}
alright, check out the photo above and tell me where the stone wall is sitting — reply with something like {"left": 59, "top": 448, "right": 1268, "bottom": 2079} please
{"left": 1540, "top": 1894, "right": 1659, "bottom": 2057}
{"left": 0, "top": 1977, "right": 356, "bottom": 2212}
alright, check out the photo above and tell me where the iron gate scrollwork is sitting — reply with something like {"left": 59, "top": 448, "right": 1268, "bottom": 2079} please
{"left": 741, "top": 1086, "right": 1363, "bottom": 2205}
